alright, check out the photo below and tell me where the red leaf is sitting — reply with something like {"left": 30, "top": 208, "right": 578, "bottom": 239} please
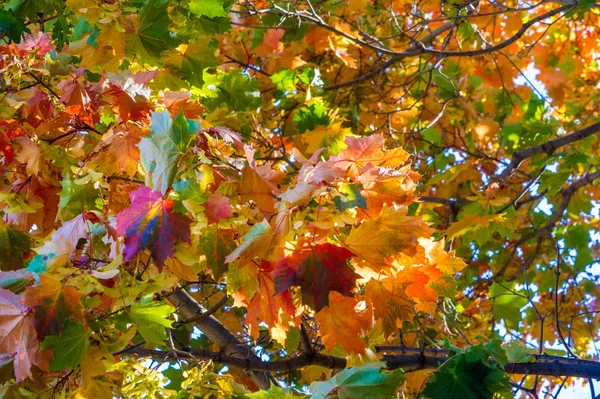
{"left": 115, "top": 186, "right": 191, "bottom": 267}
{"left": 204, "top": 193, "right": 232, "bottom": 224}
{"left": 273, "top": 243, "right": 358, "bottom": 311}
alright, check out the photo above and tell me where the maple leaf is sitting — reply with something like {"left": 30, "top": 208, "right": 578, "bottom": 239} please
{"left": 445, "top": 214, "right": 505, "bottom": 240}
{"left": 122, "top": 0, "right": 179, "bottom": 65}
{"left": 329, "top": 135, "right": 409, "bottom": 177}
{"left": 420, "top": 238, "right": 467, "bottom": 275}
{"left": 104, "top": 71, "right": 155, "bottom": 121}
{"left": 0, "top": 288, "right": 46, "bottom": 381}
{"left": 14, "top": 136, "right": 43, "bottom": 176}
{"left": 246, "top": 270, "right": 296, "bottom": 342}
{"left": 129, "top": 295, "right": 174, "bottom": 344}
{"left": 200, "top": 227, "right": 238, "bottom": 279}
{"left": 204, "top": 193, "right": 232, "bottom": 224}
{"left": 23, "top": 274, "right": 84, "bottom": 338}
{"left": 238, "top": 166, "right": 276, "bottom": 213}
{"left": 115, "top": 186, "right": 191, "bottom": 267}
{"left": 358, "top": 165, "right": 420, "bottom": 214}
{"left": 0, "top": 222, "right": 30, "bottom": 271}
{"left": 225, "top": 220, "right": 277, "bottom": 264}
{"left": 160, "top": 90, "right": 205, "bottom": 119}
{"left": 314, "top": 292, "right": 370, "bottom": 353}
{"left": 139, "top": 111, "right": 197, "bottom": 194}
{"left": 273, "top": 243, "right": 358, "bottom": 311}
{"left": 364, "top": 278, "right": 416, "bottom": 337}
{"left": 95, "top": 126, "right": 142, "bottom": 178}
{"left": 40, "top": 319, "right": 89, "bottom": 371}
{"left": 345, "top": 207, "right": 434, "bottom": 267}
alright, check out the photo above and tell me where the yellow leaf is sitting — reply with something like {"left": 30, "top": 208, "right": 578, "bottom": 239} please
{"left": 446, "top": 214, "right": 505, "bottom": 240}
{"left": 346, "top": 206, "right": 434, "bottom": 267}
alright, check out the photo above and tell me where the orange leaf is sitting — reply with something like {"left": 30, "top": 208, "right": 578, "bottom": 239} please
{"left": 315, "top": 292, "right": 369, "bottom": 354}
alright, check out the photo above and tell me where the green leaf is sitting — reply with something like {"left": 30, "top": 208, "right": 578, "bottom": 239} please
{"left": 162, "top": 38, "right": 219, "bottom": 87}
{"left": 422, "top": 127, "right": 442, "bottom": 145}
{"left": 40, "top": 319, "right": 90, "bottom": 371}
{"left": 125, "top": 0, "right": 179, "bottom": 65}
{"left": 271, "top": 69, "right": 298, "bottom": 92}
{"left": 199, "top": 228, "right": 237, "bottom": 279}
{"left": 163, "top": 366, "right": 185, "bottom": 391}
{"left": 58, "top": 178, "right": 99, "bottom": 220}
{"left": 488, "top": 282, "right": 528, "bottom": 329}
{"left": 129, "top": 295, "right": 175, "bottom": 344}
{"left": 503, "top": 340, "right": 534, "bottom": 363}
{"left": 202, "top": 69, "right": 261, "bottom": 110}
{"left": 189, "top": 0, "right": 228, "bottom": 18}
{"left": 140, "top": 111, "right": 197, "bottom": 194}
{"left": 6, "top": 0, "right": 49, "bottom": 21}
{"left": 483, "top": 339, "right": 507, "bottom": 367}
{"left": 310, "top": 362, "right": 402, "bottom": 399}
{"left": 293, "top": 102, "right": 330, "bottom": 133}
{"left": 565, "top": 224, "right": 588, "bottom": 250}
{"left": 0, "top": 224, "right": 30, "bottom": 271}
{"left": 0, "top": 9, "right": 29, "bottom": 43}
{"left": 0, "top": 270, "right": 35, "bottom": 292}
{"left": 247, "top": 384, "right": 296, "bottom": 399}
{"left": 51, "top": 14, "right": 70, "bottom": 51}
{"left": 539, "top": 170, "right": 570, "bottom": 197}
{"left": 333, "top": 183, "right": 367, "bottom": 211}
{"left": 422, "top": 353, "right": 510, "bottom": 399}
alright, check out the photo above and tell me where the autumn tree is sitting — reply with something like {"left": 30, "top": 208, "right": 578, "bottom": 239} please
{"left": 2, "top": 0, "right": 600, "bottom": 397}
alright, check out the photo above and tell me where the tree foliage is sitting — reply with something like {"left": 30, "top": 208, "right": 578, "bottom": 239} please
{"left": 1, "top": 0, "right": 600, "bottom": 397}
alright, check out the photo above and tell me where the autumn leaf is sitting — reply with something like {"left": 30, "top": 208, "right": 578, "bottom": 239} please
{"left": 273, "top": 243, "right": 358, "bottom": 311}
{"left": 160, "top": 91, "right": 205, "bottom": 119}
{"left": 225, "top": 220, "right": 276, "bottom": 264}
{"left": 0, "top": 288, "right": 46, "bottom": 381}
{"left": 315, "top": 292, "right": 369, "bottom": 354}
{"left": 204, "top": 192, "right": 232, "bottom": 224}
{"left": 0, "top": 222, "right": 30, "bottom": 271}
{"left": 23, "top": 274, "right": 83, "bottom": 338}
{"left": 238, "top": 166, "right": 276, "bottom": 213}
{"left": 364, "top": 277, "right": 415, "bottom": 337}
{"left": 329, "top": 135, "right": 409, "bottom": 177}
{"left": 345, "top": 206, "right": 434, "bottom": 267}
{"left": 246, "top": 270, "right": 296, "bottom": 342}
{"left": 116, "top": 186, "right": 191, "bottom": 267}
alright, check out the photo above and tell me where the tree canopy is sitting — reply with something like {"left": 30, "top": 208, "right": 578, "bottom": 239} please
{"left": 1, "top": 0, "right": 600, "bottom": 397}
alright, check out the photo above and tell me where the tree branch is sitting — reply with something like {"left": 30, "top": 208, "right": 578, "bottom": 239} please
{"left": 121, "top": 344, "right": 600, "bottom": 380}
{"left": 497, "top": 120, "right": 600, "bottom": 181}
{"left": 124, "top": 347, "right": 347, "bottom": 371}
{"left": 167, "top": 288, "right": 276, "bottom": 389}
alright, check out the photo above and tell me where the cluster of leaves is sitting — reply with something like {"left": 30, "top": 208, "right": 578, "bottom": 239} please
{"left": 1, "top": 0, "right": 600, "bottom": 397}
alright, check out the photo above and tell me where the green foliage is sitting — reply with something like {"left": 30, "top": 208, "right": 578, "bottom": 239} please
{"left": 423, "top": 341, "right": 511, "bottom": 399}
{"left": 40, "top": 319, "right": 89, "bottom": 371}
{"left": 310, "top": 362, "right": 403, "bottom": 399}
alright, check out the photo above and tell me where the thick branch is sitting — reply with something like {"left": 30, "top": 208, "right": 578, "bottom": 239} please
{"left": 498, "top": 120, "right": 600, "bottom": 181}
{"left": 123, "top": 345, "right": 600, "bottom": 380}
{"left": 383, "top": 353, "right": 600, "bottom": 379}
{"left": 125, "top": 347, "right": 347, "bottom": 371}
{"left": 167, "top": 288, "right": 275, "bottom": 389}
